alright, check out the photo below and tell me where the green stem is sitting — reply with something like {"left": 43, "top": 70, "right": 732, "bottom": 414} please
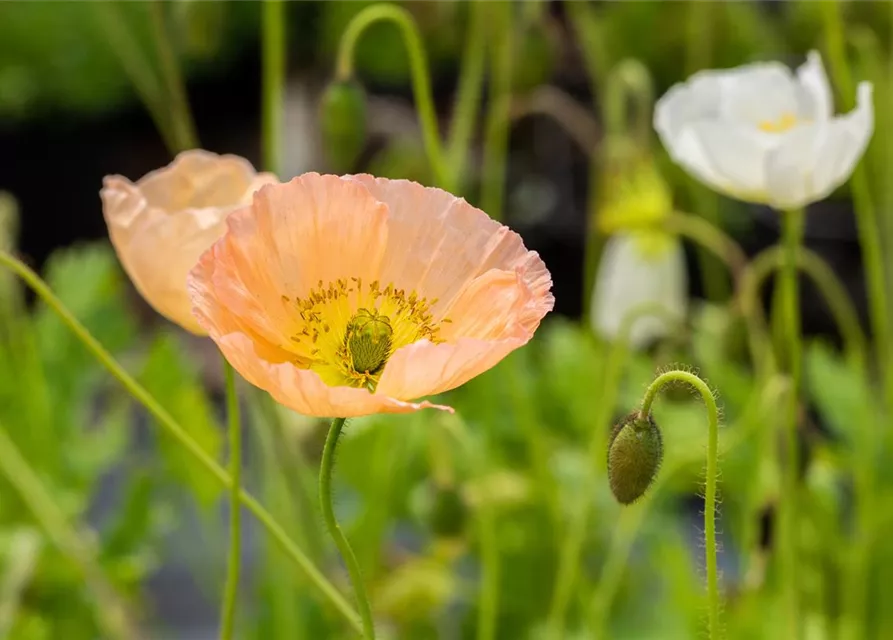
{"left": 219, "top": 361, "right": 242, "bottom": 640}
{"left": 0, "top": 420, "right": 139, "bottom": 640}
{"left": 546, "top": 304, "right": 681, "bottom": 640}
{"left": 262, "top": 0, "right": 286, "bottom": 175}
{"left": 445, "top": 0, "right": 487, "bottom": 193}
{"left": 639, "top": 369, "right": 720, "bottom": 640}
{"left": 0, "top": 250, "right": 362, "bottom": 635}
{"left": 477, "top": 473, "right": 499, "bottom": 640}
{"left": 779, "top": 207, "right": 804, "bottom": 640}
{"left": 147, "top": 1, "right": 198, "bottom": 151}
{"left": 739, "top": 245, "right": 867, "bottom": 370}
{"left": 335, "top": 4, "right": 446, "bottom": 187}
{"left": 480, "top": 2, "right": 514, "bottom": 221}
{"left": 319, "top": 418, "right": 376, "bottom": 639}
{"left": 821, "top": 1, "right": 892, "bottom": 410}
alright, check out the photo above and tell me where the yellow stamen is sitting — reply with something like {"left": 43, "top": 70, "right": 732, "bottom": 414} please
{"left": 758, "top": 111, "right": 799, "bottom": 133}
{"left": 284, "top": 277, "right": 444, "bottom": 390}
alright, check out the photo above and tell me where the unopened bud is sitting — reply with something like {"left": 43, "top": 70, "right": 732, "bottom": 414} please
{"left": 607, "top": 411, "right": 663, "bottom": 504}
{"left": 320, "top": 80, "right": 367, "bottom": 172}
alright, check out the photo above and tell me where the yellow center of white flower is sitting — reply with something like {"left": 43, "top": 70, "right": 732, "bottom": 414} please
{"left": 758, "top": 111, "right": 800, "bottom": 133}
{"left": 283, "top": 278, "right": 446, "bottom": 391}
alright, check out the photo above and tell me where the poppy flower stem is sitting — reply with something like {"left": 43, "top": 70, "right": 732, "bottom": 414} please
{"left": 640, "top": 369, "right": 721, "bottom": 640}
{"left": 219, "top": 360, "right": 242, "bottom": 640}
{"left": 0, "top": 250, "right": 364, "bottom": 636}
{"left": 319, "top": 417, "right": 376, "bottom": 639}
{"left": 779, "top": 207, "right": 804, "bottom": 639}
{"left": 335, "top": 4, "right": 447, "bottom": 188}
{"left": 262, "top": 0, "right": 286, "bottom": 175}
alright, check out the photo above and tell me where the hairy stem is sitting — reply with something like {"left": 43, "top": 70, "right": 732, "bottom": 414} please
{"left": 319, "top": 418, "right": 376, "bottom": 638}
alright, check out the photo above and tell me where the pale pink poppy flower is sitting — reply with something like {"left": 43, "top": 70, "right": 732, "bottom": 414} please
{"left": 188, "top": 174, "right": 554, "bottom": 417}
{"left": 100, "top": 150, "right": 278, "bottom": 334}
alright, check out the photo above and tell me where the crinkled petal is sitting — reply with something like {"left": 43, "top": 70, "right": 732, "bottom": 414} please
{"left": 343, "top": 175, "right": 553, "bottom": 319}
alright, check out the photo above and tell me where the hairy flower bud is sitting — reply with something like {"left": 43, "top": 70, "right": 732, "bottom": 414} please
{"left": 607, "top": 411, "right": 663, "bottom": 504}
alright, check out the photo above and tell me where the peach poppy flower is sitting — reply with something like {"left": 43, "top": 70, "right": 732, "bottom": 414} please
{"left": 100, "top": 150, "right": 277, "bottom": 334}
{"left": 187, "top": 174, "right": 554, "bottom": 417}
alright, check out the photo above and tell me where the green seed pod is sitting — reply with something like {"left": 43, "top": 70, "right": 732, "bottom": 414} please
{"left": 320, "top": 80, "right": 367, "bottom": 172}
{"left": 607, "top": 411, "right": 663, "bottom": 505}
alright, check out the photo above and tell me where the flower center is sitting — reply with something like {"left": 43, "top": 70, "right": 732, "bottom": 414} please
{"left": 283, "top": 278, "right": 444, "bottom": 391}
{"left": 758, "top": 111, "right": 799, "bottom": 134}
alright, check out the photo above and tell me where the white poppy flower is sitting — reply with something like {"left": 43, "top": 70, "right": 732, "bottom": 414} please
{"left": 654, "top": 51, "right": 874, "bottom": 210}
{"left": 591, "top": 232, "right": 687, "bottom": 349}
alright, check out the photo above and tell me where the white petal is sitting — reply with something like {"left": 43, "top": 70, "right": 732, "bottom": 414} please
{"left": 591, "top": 233, "right": 687, "bottom": 350}
{"left": 681, "top": 121, "right": 774, "bottom": 199}
{"left": 765, "top": 82, "right": 874, "bottom": 209}
{"left": 796, "top": 50, "right": 833, "bottom": 121}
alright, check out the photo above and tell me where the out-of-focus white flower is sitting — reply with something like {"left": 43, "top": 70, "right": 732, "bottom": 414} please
{"left": 591, "top": 231, "right": 687, "bottom": 349}
{"left": 654, "top": 51, "right": 874, "bottom": 210}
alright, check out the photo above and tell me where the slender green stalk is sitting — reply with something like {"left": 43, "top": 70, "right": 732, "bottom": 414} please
{"left": 335, "top": 4, "right": 446, "bottom": 187}
{"left": 821, "top": 1, "right": 891, "bottom": 407}
{"left": 476, "top": 471, "right": 500, "bottom": 640}
{"left": 639, "top": 369, "right": 720, "bottom": 640}
{"left": 262, "top": 0, "right": 286, "bottom": 175}
{"left": 480, "top": 1, "right": 514, "bottom": 221}
{"left": 739, "top": 245, "right": 867, "bottom": 370}
{"left": 0, "top": 249, "right": 362, "bottom": 635}
{"left": 445, "top": 0, "right": 487, "bottom": 193}
{"left": 779, "top": 207, "right": 804, "bottom": 640}
{"left": 219, "top": 361, "right": 242, "bottom": 640}
{"left": 147, "top": 1, "right": 198, "bottom": 151}
{"left": 0, "top": 421, "right": 139, "bottom": 640}
{"left": 319, "top": 418, "right": 375, "bottom": 639}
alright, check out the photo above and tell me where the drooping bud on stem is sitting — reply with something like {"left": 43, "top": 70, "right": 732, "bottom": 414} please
{"left": 607, "top": 411, "right": 663, "bottom": 504}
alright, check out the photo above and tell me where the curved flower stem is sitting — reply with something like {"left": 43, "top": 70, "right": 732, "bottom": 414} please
{"left": 219, "top": 360, "right": 242, "bottom": 640}
{"left": 0, "top": 249, "right": 363, "bottom": 635}
{"left": 779, "top": 207, "right": 804, "bottom": 639}
{"left": 739, "top": 245, "right": 868, "bottom": 370}
{"left": 335, "top": 4, "right": 446, "bottom": 188}
{"left": 546, "top": 304, "right": 681, "bottom": 640}
{"left": 445, "top": 0, "right": 487, "bottom": 192}
{"left": 147, "top": 1, "right": 198, "bottom": 151}
{"left": 0, "top": 420, "right": 139, "bottom": 640}
{"left": 480, "top": 1, "right": 514, "bottom": 221}
{"left": 639, "top": 369, "right": 720, "bottom": 640}
{"left": 319, "top": 418, "right": 376, "bottom": 639}
{"left": 262, "top": 0, "right": 286, "bottom": 175}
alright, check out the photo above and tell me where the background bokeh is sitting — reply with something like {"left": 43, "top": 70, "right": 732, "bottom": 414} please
{"left": 2, "top": 1, "right": 893, "bottom": 639}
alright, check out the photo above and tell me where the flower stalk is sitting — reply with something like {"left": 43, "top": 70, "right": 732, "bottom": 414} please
{"left": 637, "top": 369, "right": 721, "bottom": 640}
{"left": 319, "top": 418, "right": 376, "bottom": 639}
{"left": 219, "top": 360, "right": 242, "bottom": 640}
{"left": 779, "top": 207, "right": 804, "bottom": 638}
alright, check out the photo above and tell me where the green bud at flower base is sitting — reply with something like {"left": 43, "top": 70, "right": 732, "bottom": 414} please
{"left": 607, "top": 411, "right": 663, "bottom": 505}
{"left": 320, "top": 80, "right": 367, "bottom": 172}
